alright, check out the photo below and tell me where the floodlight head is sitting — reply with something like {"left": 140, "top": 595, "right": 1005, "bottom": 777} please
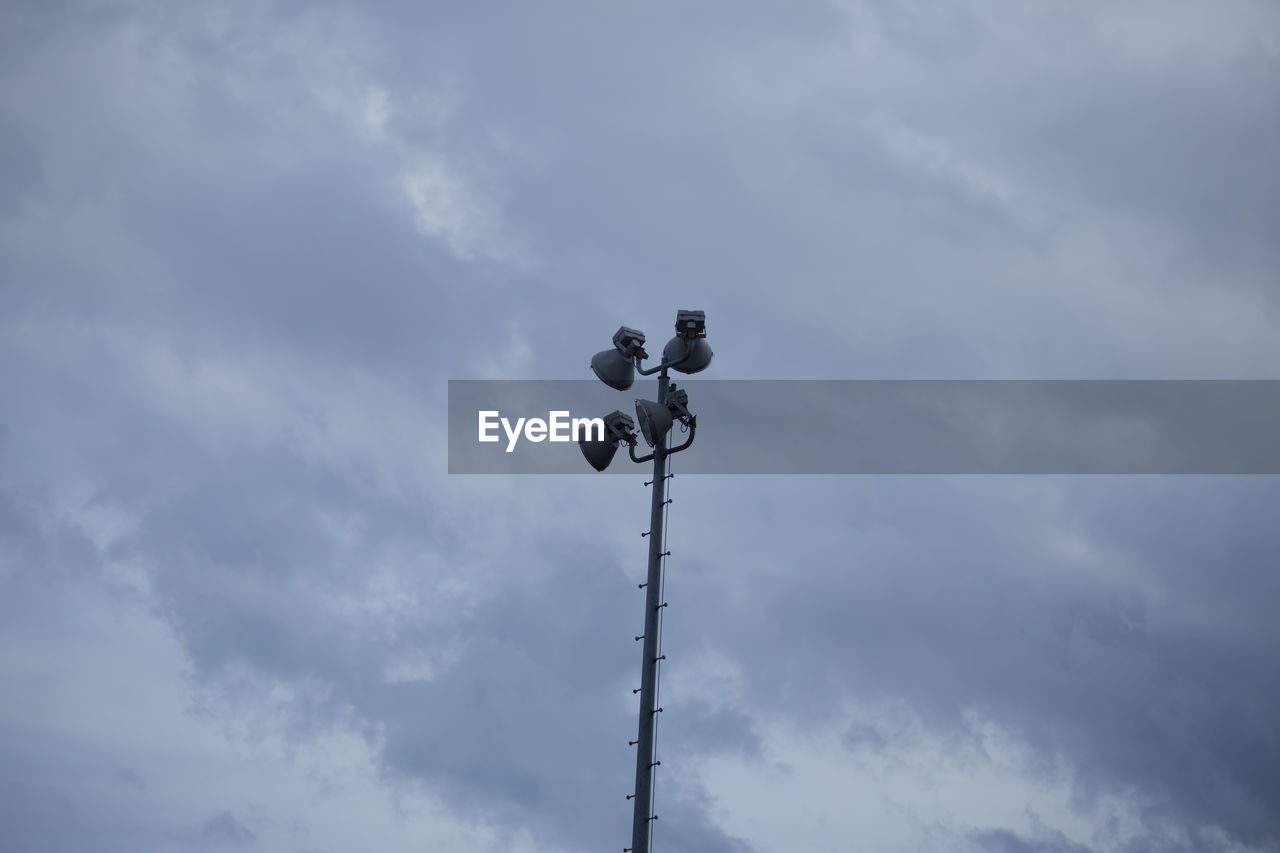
{"left": 665, "top": 310, "right": 712, "bottom": 374}
{"left": 590, "top": 348, "right": 635, "bottom": 391}
{"left": 634, "top": 399, "right": 673, "bottom": 448}
{"left": 579, "top": 410, "right": 636, "bottom": 471}
{"left": 663, "top": 336, "right": 714, "bottom": 374}
{"left": 590, "top": 326, "right": 647, "bottom": 390}
{"left": 635, "top": 384, "right": 696, "bottom": 447}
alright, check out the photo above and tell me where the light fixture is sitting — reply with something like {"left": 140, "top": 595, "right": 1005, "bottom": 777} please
{"left": 578, "top": 410, "right": 637, "bottom": 471}
{"left": 578, "top": 312, "right": 708, "bottom": 853}
{"left": 662, "top": 337, "right": 713, "bottom": 374}
{"left": 663, "top": 309, "right": 713, "bottom": 374}
{"left": 590, "top": 327, "right": 648, "bottom": 391}
{"left": 633, "top": 400, "right": 672, "bottom": 448}
{"left": 633, "top": 386, "right": 692, "bottom": 448}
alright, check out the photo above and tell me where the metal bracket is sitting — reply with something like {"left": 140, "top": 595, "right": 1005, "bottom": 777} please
{"left": 665, "top": 416, "right": 697, "bottom": 456}
{"left": 629, "top": 442, "right": 657, "bottom": 464}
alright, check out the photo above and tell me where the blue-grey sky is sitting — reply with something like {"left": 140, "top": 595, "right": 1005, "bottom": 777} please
{"left": 2, "top": 2, "right": 1278, "bottom": 851}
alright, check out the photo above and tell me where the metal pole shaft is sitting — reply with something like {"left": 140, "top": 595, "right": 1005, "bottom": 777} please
{"left": 631, "top": 370, "right": 669, "bottom": 853}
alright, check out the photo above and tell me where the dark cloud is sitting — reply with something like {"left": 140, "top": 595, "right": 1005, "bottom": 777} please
{"left": 664, "top": 476, "right": 1280, "bottom": 848}
{"left": 2, "top": 1, "right": 1278, "bottom": 851}
{"left": 972, "top": 825, "right": 1095, "bottom": 853}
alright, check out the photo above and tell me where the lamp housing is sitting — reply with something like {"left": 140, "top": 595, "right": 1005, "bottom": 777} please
{"left": 674, "top": 310, "right": 706, "bottom": 340}
{"left": 634, "top": 385, "right": 695, "bottom": 448}
{"left": 663, "top": 336, "right": 713, "bottom": 374}
{"left": 665, "top": 310, "right": 712, "bottom": 373}
{"left": 613, "top": 326, "right": 649, "bottom": 356}
{"left": 664, "top": 386, "right": 692, "bottom": 424}
{"left": 579, "top": 410, "right": 636, "bottom": 471}
{"left": 590, "top": 326, "right": 648, "bottom": 391}
{"left": 634, "top": 399, "right": 673, "bottom": 448}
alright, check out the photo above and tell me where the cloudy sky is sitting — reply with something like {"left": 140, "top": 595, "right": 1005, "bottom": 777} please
{"left": 2, "top": 1, "right": 1279, "bottom": 851}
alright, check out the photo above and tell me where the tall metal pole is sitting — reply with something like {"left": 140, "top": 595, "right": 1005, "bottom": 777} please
{"left": 631, "top": 368, "right": 669, "bottom": 853}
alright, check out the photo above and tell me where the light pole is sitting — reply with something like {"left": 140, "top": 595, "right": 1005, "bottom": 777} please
{"left": 579, "top": 310, "right": 713, "bottom": 853}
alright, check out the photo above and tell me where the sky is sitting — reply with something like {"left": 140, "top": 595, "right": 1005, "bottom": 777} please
{"left": 1, "top": 1, "right": 1278, "bottom": 851}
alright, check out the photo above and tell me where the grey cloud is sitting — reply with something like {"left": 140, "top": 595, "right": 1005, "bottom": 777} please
{"left": 2, "top": 1, "right": 1278, "bottom": 851}
{"left": 971, "top": 826, "right": 1095, "bottom": 853}
{"left": 0, "top": 489, "right": 100, "bottom": 585}
{"left": 666, "top": 476, "right": 1280, "bottom": 847}
{"left": 201, "top": 810, "right": 255, "bottom": 846}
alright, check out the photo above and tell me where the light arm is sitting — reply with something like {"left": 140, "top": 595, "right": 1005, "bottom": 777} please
{"left": 628, "top": 417, "right": 695, "bottom": 464}
{"left": 634, "top": 339, "right": 695, "bottom": 376}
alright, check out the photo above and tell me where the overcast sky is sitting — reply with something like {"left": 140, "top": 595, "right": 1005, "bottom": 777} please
{"left": 2, "top": 1, "right": 1279, "bottom": 851}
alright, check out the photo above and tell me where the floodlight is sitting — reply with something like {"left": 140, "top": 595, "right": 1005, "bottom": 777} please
{"left": 579, "top": 410, "right": 637, "bottom": 471}
{"left": 663, "top": 336, "right": 714, "bottom": 374}
{"left": 664, "top": 309, "right": 713, "bottom": 374}
{"left": 634, "top": 399, "right": 673, "bottom": 448}
{"left": 634, "top": 386, "right": 694, "bottom": 448}
{"left": 590, "top": 326, "right": 648, "bottom": 391}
